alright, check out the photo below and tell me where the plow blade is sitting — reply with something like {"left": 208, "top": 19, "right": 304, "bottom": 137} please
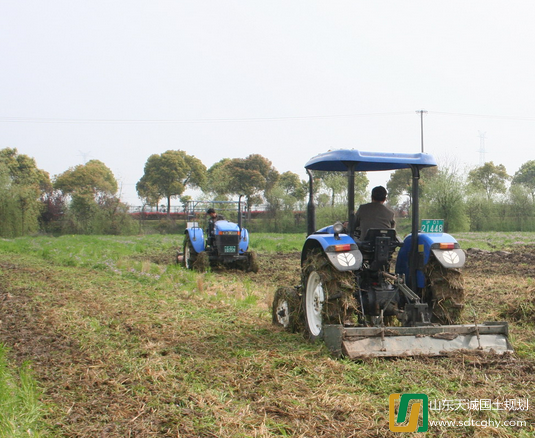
{"left": 324, "top": 323, "right": 513, "bottom": 359}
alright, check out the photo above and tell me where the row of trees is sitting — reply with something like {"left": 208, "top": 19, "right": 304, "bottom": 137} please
{"left": 0, "top": 148, "right": 137, "bottom": 237}
{"left": 135, "top": 151, "right": 370, "bottom": 216}
{"left": 0, "top": 148, "right": 50, "bottom": 237}
{"left": 387, "top": 161, "right": 535, "bottom": 232}
{"left": 1, "top": 146, "right": 535, "bottom": 237}
{"left": 135, "top": 151, "right": 302, "bottom": 216}
{"left": 135, "top": 150, "right": 535, "bottom": 233}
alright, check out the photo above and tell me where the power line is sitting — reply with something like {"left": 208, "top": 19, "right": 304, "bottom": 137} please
{"left": 0, "top": 112, "right": 413, "bottom": 124}
{"left": 433, "top": 111, "right": 535, "bottom": 122}
{"left": 3, "top": 110, "right": 535, "bottom": 125}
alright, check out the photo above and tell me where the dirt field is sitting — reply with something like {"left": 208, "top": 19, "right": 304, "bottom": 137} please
{"left": 1, "top": 246, "right": 534, "bottom": 437}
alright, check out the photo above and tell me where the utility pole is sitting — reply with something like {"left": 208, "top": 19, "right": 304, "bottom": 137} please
{"left": 416, "top": 110, "right": 428, "bottom": 153}
{"left": 478, "top": 131, "right": 487, "bottom": 166}
{"left": 78, "top": 150, "right": 91, "bottom": 164}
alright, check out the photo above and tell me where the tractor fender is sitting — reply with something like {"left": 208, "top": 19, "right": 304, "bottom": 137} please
{"left": 431, "top": 247, "right": 465, "bottom": 269}
{"left": 184, "top": 227, "right": 205, "bottom": 254}
{"left": 396, "top": 233, "right": 465, "bottom": 288}
{"left": 302, "top": 234, "right": 362, "bottom": 271}
{"left": 239, "top": 228, "right": 250, "bottom": 253}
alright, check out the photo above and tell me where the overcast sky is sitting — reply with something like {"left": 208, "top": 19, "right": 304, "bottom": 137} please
{"left": 2, "top": 1, "right": 535, "bottom": 205}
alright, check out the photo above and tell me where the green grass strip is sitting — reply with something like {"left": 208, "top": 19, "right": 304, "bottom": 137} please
{"left": 0, "top": 344, "right": 44, "bottom": 438}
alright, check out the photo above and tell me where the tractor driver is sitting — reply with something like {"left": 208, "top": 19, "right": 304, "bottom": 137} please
{"left": 354, "top": 186, "right": 396, "bottom": 240}
{"left": 206, "top": 208, "right": 225, "bottom": 247}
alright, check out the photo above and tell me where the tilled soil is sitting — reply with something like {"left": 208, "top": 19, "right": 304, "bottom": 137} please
{"left": 464, "top": 245, "right": 535, "bottom": 276}
{"left": 1, "top": 248, "right": 535, "bottom": 437}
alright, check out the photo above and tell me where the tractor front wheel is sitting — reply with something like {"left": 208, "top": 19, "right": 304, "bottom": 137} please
{"left": 304, "top": 270, "right": 327, "bottom": 341}
{"left": 237, "top": 251, "right": 260, "bottom": 272}
{"left": 272, "top": 287, "right": 301, "bottom": 332}
{"left": 245, "top": 251, "right": 259, "bottom": 273}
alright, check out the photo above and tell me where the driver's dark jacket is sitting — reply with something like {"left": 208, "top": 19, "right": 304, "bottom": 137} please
{"left": 355, "top": 202, "right": 395, "bottom": 239}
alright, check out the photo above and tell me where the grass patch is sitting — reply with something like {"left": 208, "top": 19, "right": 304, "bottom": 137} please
{"left": 0, "top": 345, "right": 43, "bottom": 438}
{"left": 249, "top": 233, "right": 304, "bottom": 253}
{"left": 0, "top": 234, "right": 179, "bottom": 268}
{"left": 0, "top": 233, "right": 534, "bottom": 436}
{"left": 454, "top": 231, "right": 535, "bottom": 251}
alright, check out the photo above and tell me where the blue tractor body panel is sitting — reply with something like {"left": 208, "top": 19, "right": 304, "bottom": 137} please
{"left": 396, "top": 233, "right": 465, "bottom": 288}
{"left": 239, "top": 228, "right": 250, "bottom": 253}
{"left": 303, "top": 232, "right": 363, "bottom": 271}
{"left": 214, "top": 220, "right": 240, "bottom": 233}
{"left": 185, "top": 226, "right": 206, "bottom": 253}
{"left": 314, "top": 224, "right": 338, "bottom": 234}
{"left": 307, "top": 231, "right": 356, "bottom": 249}
{"left": 213, "top": 220, "right": 250, "bottom": 253}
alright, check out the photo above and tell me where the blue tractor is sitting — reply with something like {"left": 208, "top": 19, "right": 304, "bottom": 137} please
{"left": 182, "top": 201, "right": 258, "bottom": 272}
{"left": 272, "top": 149, "right": 511, "bottom": 358}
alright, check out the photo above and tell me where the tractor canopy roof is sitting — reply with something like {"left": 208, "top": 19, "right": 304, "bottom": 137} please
{"left": 304, "top": 149, "right": 437, "bottom": 172}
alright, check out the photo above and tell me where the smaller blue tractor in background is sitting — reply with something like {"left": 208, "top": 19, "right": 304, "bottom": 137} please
{"left": 181, "top": 200, "right": 259, "bottom": 272}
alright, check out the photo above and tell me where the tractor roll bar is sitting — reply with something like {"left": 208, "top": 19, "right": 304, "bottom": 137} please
{"left": 306, "top": 169, "right": 316, "bottom": 236}
{"left": 410, "top": 165, "right": 420, "bottom": 292}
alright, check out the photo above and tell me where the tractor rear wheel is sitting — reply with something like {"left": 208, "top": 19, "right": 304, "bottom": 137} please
{"left": 425, "top": 258, "right": 465, "bottom": 324}
{"left": 302, "top": 254, "right": 357, "bottom": 341}
{"left": 272, "top": 287, "right": 301, "bottom": 332}
{"left": 182, "top": 236, "right": 197, "bottom": 270}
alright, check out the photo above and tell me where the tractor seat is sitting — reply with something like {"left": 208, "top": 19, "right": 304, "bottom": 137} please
{"left": 357, "top": 228, "right": 402, "bottom": 270}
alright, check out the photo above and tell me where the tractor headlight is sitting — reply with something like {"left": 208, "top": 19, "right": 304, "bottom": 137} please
{"left": 333, "top": 221, "right": 344, "bottom": 240}
{"left": 333, "top": 221, "right": 344, "bottom": 234}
